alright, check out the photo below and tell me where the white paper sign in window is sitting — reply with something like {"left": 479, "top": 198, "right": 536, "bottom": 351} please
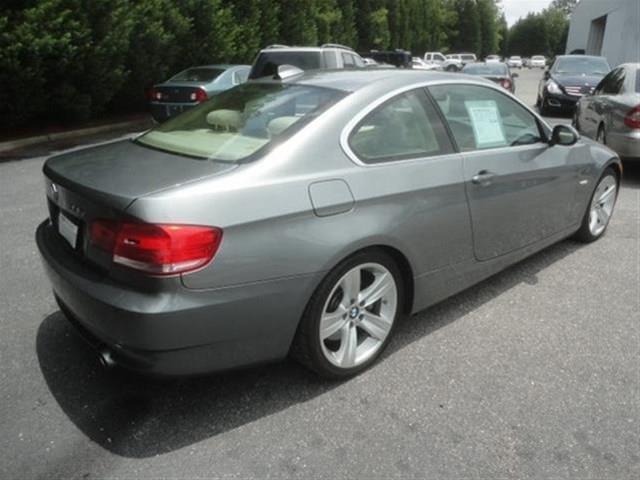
{"left": 465, "top": 100, "right": 507, "bottom": 149}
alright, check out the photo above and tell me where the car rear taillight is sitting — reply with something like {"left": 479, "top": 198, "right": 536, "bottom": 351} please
{"left": 90, "top": 220, "right": 222, "bottom": 275}
{"left": 190, "top": 88, "right": 208, "bottom": 102}
{"left": 624, "top": 106, "right": 640, "bottom": 129}
{"left": 501, "top": 79, "right": 512, "bottom": 90}
{"left": 147, "top": 88, "right": 162, "bottom": 101}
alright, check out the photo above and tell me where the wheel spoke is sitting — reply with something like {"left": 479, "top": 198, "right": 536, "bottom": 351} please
{"left": 359, "top": 311, "right": 392, "bottom": 341}
{"left": 596, "top": 206, "right": 609, "bottom": 226}
{"left": 598, "top": 186, "right": 615, "bottom": 204}
{"left": 336, "top": 323, "right": 358, "bottom": 367}
{"left": 358, "top": 272, "right": 393, "bottom": 308}
{"left": 340, "top": 268, "right": 361, "bottom": 302}
{"left": 320, "top": 305, "right": 348, "bottom": 339}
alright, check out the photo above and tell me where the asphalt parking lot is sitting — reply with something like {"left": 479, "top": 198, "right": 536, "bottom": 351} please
{"left": 1, "top": 68, "right": 638, "bottom": 479}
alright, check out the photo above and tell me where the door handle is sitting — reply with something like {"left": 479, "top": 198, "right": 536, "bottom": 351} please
{"left": 471, "top": 170, "right": 496, "bottom": 186}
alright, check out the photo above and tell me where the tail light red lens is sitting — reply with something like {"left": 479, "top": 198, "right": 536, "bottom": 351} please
{"left": 624, "top": 106, "right": 640, "bottom": 129}
{"left": 90, "top": 220, "right": 222, "bottom": 275}
{"left": 501, "top": 79, "right": 512, "bottom": 90}
{"left": 190, "top": 88, "right": 208, "bottom": 102}
{"left": 147, "top": 88, "right": 162, "bottom": 101}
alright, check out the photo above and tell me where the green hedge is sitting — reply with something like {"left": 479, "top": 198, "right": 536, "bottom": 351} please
{"left": 0, "top": 0, "right": 568, "bottom": 129}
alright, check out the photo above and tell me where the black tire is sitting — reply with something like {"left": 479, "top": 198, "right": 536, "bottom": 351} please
{"left": 538, "top": 96, "right": 550, "bottom": 116}
{"left": 445, "top": 65, "right": 457, "bottom": 72}
{"left": 290, "top": 249, "right": 405, "bottom": 379}
{"left": 574, "top": 167, "right": 618, "bottom": 243}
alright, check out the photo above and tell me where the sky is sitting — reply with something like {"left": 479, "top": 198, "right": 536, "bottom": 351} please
{"left": 501, "top": 0, "right": 554, "bottom": 26}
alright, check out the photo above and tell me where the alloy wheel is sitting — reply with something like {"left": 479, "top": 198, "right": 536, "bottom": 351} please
{"left": 319, "top": 263, "right": 397, "bottom": 369}
{"left": 588, "top": 174, "right": 617, "bottom": 236}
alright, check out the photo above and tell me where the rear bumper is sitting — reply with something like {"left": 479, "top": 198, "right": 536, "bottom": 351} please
{"left": 149, "top": 102, "right": 197, "bottom": 122}
{"left": 36, "top": 220, "right": 319, "bottom": 376}
{"left": 606, "top": 130, "right": 640, "bottom": 159}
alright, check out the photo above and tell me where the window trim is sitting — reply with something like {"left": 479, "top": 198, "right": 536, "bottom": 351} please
{"left": 340, "top": 80, "right": 552, "bottom": 166}
{"left": 426, "top": 83, "right": 549, "bottom": 152}
{"left": 345, "top": 88, "right": 455, "bottom": 165}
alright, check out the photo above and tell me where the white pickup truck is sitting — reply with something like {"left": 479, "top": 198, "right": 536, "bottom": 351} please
{"left": 423, "top": 52, "right": 462, "bottom": 72}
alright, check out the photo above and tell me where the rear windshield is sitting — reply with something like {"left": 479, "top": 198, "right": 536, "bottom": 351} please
{"left": 463, "top": 63, "right": 508, "bottom": 76}
{"left": 553, "top": 57, "right": 610, "bottom": 75}
{"left": 137, "top": 83, "right": 344, "bottom": 162}
{"left": 170, "top": 68, "right": 225, "bottom": 82}
{"left": 532, "top": 56, "right": 545, "bottom": 60}
{"left": 249, "top": 51, "right": 322, "bottom": 79}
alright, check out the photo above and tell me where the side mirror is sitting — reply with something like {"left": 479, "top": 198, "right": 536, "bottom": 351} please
{"left": 549, "top": 124, "right": 579, "bottom": 146}
{"left": 543, "top": 70, "right": 550, "bottom": 80}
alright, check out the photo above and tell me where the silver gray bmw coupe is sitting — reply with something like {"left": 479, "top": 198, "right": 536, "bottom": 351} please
{"left": 37, "top": 69, "right": 622, "bottom": 378}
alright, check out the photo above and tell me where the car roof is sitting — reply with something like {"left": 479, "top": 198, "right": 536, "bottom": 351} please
{"left": 255, "top": 69, "right": 484, "bottom": 93}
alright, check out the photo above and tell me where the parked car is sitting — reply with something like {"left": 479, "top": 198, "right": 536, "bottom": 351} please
{"left": 424, "top": 51, "right": 461, "bottom": 71}
{"left": 461, "top": 62, "right": 517, "bottom": 93}
{"left": 359, "top": 49, "right": 412, "bottom": 68}
{"left": 447, "top": 53, "right": 477, "bottom": 66}
{"left": 249, "top": 44, "right": 363, "bottom": 79}
{"left": 507, "top": 56, "right": 523, "bottom": 69}
{"left": 485, "top": 55, "right": 501, "bottom": 63}
{"left": 537, "top": 55, "right": 611, "bottom": 115}
{"left": 411, "top": 57, "right": 441, "bottom": 71}
{"left": 530, "top": 55, "right": 547, "bottom": 69}
{"left": 37, "top": 69, "right": 621, "bottom": 379}
{"left": 574, "top": 63, "right": 640, "bottom": 159}
{"left": 148, "top": 65, "right": 250, "bottom": 122}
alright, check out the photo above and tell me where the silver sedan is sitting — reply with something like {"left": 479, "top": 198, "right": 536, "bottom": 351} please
{"left": 37, "top": 69, "right": 622, "bottom": 378}
{"left": 574, "top": 62, "right": 640, "bottom": 159}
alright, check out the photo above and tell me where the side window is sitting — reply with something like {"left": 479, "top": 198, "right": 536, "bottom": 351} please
{"left": 349, "top": 89, "right": 454, "bottom": 163}
{"left": 235, "top": 68, "right": 249, "bottom": 84}
{"left": 324, "top": 51, "right": 338, "bottom": 69}
{"left": 428, "top": 84, "right": 543, "bottom": 151}
{"left": 435, "top": 54, "right": 446, "bottom": 62}
{"left": 352, "top": 55, "right": 365, "bottom": 68}
{"left": 342, "top": 53, "right": 355, "bottom": 68}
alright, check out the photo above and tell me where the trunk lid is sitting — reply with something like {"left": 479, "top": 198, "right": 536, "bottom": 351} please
{"left": 44, "top": 139, "right": 237, "bottom": 211}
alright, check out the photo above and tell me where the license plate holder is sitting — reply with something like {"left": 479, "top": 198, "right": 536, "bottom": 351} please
{"left": 58, "top": 212, "right": 79, "bottom": 249}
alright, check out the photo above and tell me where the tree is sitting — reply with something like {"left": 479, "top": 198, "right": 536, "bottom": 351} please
{"left": 550, "top": 0, "right": 577, "bottom": 16}
{"left": 477, "top": 0, "right": 499, "bottom": 57}
{"left": 451, "top": 0, "right": 480, "bottom": 54}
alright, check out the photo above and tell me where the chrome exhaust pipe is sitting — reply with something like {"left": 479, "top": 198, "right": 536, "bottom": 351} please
{"left": 98, "top": 348, "right": 116, "bottom": 369}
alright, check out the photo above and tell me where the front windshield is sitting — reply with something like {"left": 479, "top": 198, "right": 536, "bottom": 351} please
{"left": 170, "top": 68, "right": 225, "bottom": 82}
{"left": 463, "top": 63, "right": 508, "bottom": 76}
{"left": 554, "top": 57, "right": 610, "bottom": 75}
{"left": 137, "top": 83, "right": 345, "bottom": 161}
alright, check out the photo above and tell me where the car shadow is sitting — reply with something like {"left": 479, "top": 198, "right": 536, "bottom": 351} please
{"left": 621, "top": 160, "right": 640, "bottom": 188}
{"left": 37, "top": 239, "right": 581, "bottom": 458}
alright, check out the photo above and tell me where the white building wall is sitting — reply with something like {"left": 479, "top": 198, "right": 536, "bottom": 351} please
{"left": 566, "top": 0, "right": 640, "bottom": 67}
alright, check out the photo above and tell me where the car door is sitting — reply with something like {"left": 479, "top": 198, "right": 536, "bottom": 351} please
{"left": 428, "top": 83, "right": 578, "bottom": 261}
{"left": 345, "top": 87, "right": 470, "bottom": 278}
{"left": 584, "top": 68, "right": 625, "bottom": 138}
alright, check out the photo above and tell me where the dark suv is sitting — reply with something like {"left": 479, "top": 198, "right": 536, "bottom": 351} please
{"left": 249, "top": 44, "right": 364, "bottom": 79}
{"left": 358, "top": 49, "right": 412, "bottom": 68}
